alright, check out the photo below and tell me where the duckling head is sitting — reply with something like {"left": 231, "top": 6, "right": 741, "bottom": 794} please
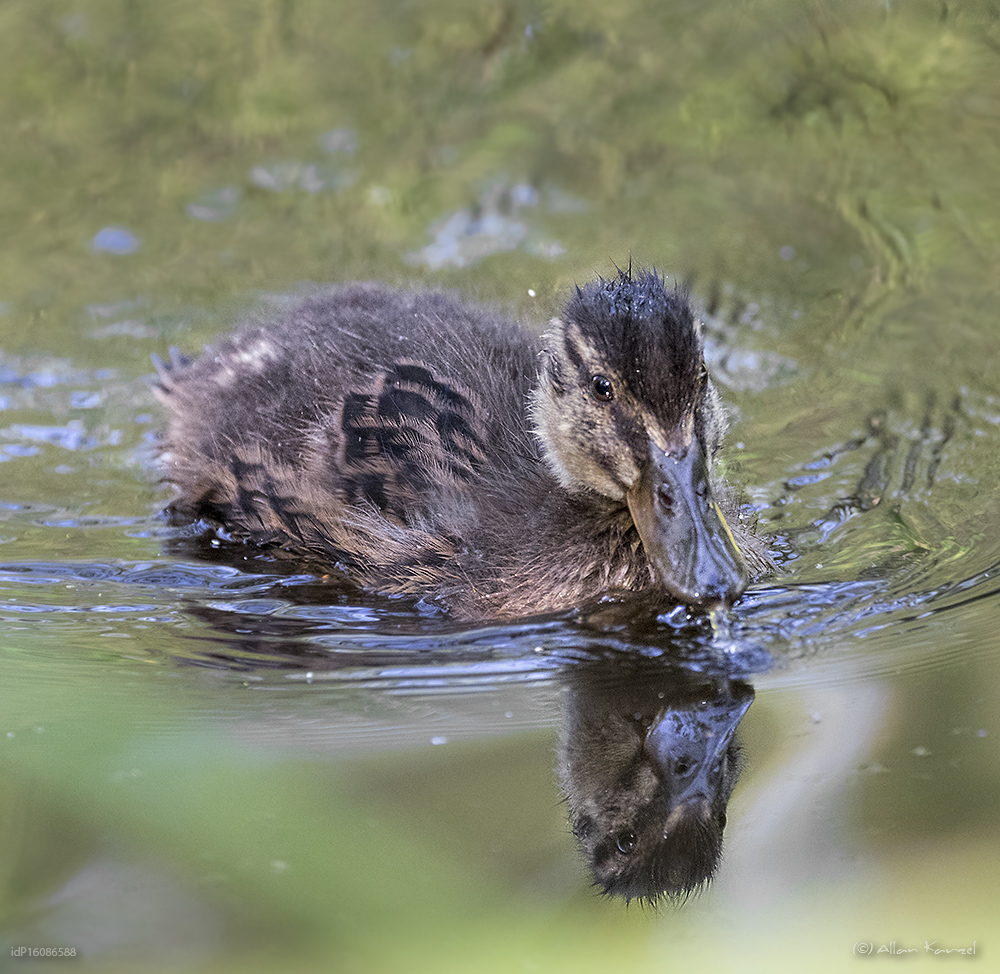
{"left": 531, "top": 268, "right": 748, "bottom": 609}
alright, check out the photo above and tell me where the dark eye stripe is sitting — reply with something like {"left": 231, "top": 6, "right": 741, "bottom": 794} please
{"left": 562, "top": 329, "right": 587, "bottom": 372}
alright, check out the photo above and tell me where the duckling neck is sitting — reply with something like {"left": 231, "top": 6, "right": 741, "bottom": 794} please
{"left": 465, "top": 486, "right": 655, "bottom": 618}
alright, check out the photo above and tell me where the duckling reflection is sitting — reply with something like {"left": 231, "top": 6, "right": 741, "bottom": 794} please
{"left": 559, "top": 657, "right": 753, "bottom": 903}
{"left": 150, "top": 571, "right": 758, "bottom": 902}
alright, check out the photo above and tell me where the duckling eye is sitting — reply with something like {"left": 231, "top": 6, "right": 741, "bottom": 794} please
{"left": 615, "top": 831, "right": 636, "bottom": 855}
{"left": 590, "top": 375, "right": 614, "bottom": 402}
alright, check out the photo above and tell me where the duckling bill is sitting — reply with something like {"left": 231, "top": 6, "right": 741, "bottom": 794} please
{"left": 154, "top": 268, "right": 771, "bottom": 619}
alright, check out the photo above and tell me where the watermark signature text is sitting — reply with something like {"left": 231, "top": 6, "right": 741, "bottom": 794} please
{"left": 853, "top": 941, "right": 978, "bottom": 957}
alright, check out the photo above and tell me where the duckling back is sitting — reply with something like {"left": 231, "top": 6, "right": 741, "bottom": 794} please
{"left": 155, "top": 284, "right": 561, "bottom": 612}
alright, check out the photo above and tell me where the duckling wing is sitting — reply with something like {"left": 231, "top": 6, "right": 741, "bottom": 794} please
{"left": 157, "top": 355, "right": 517, "bottom": 593}
{"left": 154, "top": 284, "right": 542, "bottom": 592}
{"left": 303, "top": 360, "right": 489, "bottom": 524}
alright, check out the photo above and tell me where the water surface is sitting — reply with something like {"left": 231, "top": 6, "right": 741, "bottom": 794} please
{"left": 2, "top": 1, "right": 999, "bottom": 971}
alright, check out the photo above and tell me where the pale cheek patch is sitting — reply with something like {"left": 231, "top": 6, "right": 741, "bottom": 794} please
{"left": 616, "top": 452, "right": 641, "bottom": 491}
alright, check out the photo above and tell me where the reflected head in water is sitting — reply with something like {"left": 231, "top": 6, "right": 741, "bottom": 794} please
{"left": 559, "top": 655, "right": 753, "bottom": 903}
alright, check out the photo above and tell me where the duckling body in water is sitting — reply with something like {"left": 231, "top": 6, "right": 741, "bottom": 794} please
{"left": 155, "top": 268, "right": 771, "bottom": 619}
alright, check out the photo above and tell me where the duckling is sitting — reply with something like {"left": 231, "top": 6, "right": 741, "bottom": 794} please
{"left": 154, "top": 268, "right": 772, "bottom": 619}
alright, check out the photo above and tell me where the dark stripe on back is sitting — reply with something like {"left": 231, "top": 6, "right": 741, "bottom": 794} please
{"left": 335, "top": 363, "right": 485, "bottom": 520}
{"left": 390, "top": 362, "right": 474, "bottom": 413}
